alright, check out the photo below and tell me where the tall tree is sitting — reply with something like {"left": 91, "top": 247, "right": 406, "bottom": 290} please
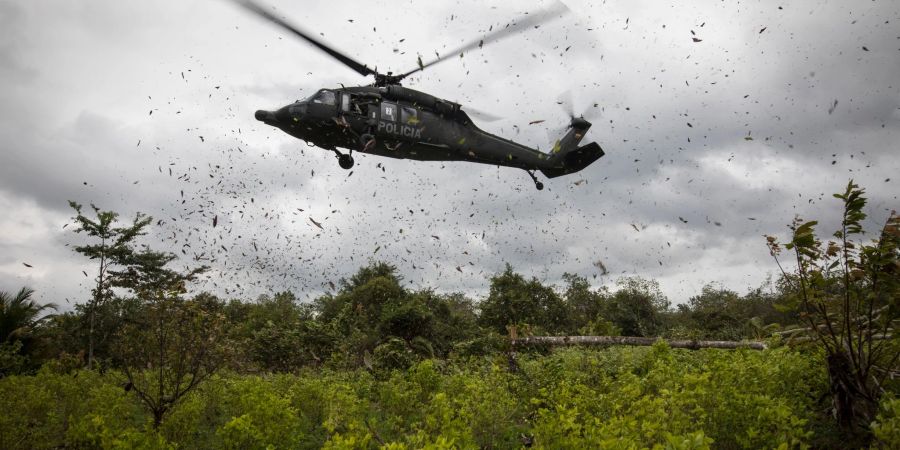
{"left": 766, "top": 181, "right": 900, "bottom": 441}
{"left": 111, "top": 244, "right": 215, "bottom": 428}
{"left": 69, "top": 201, "right": 151, "bottom": 368}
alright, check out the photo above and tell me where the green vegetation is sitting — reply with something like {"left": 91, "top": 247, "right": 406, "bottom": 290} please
{"left": 0, "top": 287, "right": 56, "bottom": 376}
{"left": 767, "top": 181, "right": 900, "bottom": 443}
{"left": 5, "top": 344, "right": 888, "bottom": 449}
{"left": 0, "top": 182, "right": 896, "bottom": 448}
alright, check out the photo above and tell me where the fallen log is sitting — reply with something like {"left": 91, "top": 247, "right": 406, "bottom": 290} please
{"left": 511, "top": 335, "right": 767, "bottom": 351}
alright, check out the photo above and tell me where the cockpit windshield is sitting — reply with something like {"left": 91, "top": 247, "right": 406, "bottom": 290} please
{"left": 308, "top": 89, "right": 336, "bottom": 106}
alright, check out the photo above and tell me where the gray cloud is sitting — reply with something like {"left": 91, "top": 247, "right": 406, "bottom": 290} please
{"left": 1, "top": 0, "right": 898, "bottom": 309}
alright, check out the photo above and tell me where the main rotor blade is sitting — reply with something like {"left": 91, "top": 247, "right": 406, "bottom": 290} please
{"left": 463, "top": 105, "right": 503, "bottom": 123}
{"left": 398, "top": 1, "right": 570, "bottom": 80}
{"left": 235, "top": 0, "right": 375, "bottom": 77}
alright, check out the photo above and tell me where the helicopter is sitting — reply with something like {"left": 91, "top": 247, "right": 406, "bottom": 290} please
{"left": 240, "top": 0, "right": 605, "bottom": 190}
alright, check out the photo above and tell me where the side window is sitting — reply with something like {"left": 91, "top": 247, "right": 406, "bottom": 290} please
{"left": 347, "top": 94, "right": 367, "bottom": 115}
{"left": 313, "top": 90, "right": 335, "bottom": 105}
{"left": 381, "top": 102, "right": 397, "bottom": 121}
{"left": 400, "top": 106, "right": 418, "bottom": 125}
{"left": 341, "top": 94, "right": 350, "bottom": 112}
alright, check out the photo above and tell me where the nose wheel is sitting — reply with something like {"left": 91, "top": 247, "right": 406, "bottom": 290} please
{"left": 526, "top": 170, "right": 544, "bottom": 190}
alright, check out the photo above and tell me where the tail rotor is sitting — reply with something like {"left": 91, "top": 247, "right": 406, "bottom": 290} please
{"left": 549, "top": 89, "right": 601, "bottom": 140}
{"left": 539, "top": 89, "right": 605, "bottom": 179}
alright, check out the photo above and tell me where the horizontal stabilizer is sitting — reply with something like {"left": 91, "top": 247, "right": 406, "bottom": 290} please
{"left": 540, "top": 142, "right": 605, "bottom": 178}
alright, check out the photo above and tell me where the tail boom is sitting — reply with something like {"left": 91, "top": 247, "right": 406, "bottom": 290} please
{"left": 540, "top": 142, "right": 605, "bottom": 178}
{"left": 539, "top": 117, "right": 605, "bottom": 178}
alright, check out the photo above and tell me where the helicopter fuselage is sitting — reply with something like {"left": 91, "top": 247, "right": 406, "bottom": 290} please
{"left": 256, "top": 85, "right": 554, "bottom": 170}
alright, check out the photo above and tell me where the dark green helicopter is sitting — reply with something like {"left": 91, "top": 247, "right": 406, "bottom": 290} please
{"left": 239, "top": 0, "right": 605, "bottom": 190}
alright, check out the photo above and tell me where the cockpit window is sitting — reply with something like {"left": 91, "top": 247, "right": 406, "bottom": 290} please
{"left": 311, "top": 90, "right": 336, "bottom": 105}
{"left": 289, "top": 103, "right": 306, "bottom": 116}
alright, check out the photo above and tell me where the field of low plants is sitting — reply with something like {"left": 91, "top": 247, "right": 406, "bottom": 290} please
{"left": 2, "top": 344, "right": 898, "bottom": 449}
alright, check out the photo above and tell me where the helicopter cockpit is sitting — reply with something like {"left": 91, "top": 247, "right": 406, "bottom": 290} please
{"left": 276, "top": 89, "right": 337, "bottom": 121}
{"left": 308, "top": 89, "right": 336, "bottom": 105}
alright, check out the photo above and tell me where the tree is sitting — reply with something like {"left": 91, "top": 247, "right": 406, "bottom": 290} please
{"left": 69, "top": 201, "right": 151, "bottom": 368}
{"left": 231, "top": 292, "right": 333, "bottom": 371}
{"left": 70, "top": 201, "right": 220, "bottom": 427}
{"left": 0, "top": 287, "right": 56, "bottom": 344}
{"left": 117, "top": 292, "right": 225, "bottom": 428}
{"left": 766, "top": 181, "right": 900, "bottom": 440}
{"left": 419, "top": 291, "right": 481, "bottom": 356}
{"left": 0, "top": 287, "right": 56, "bottom": 374}
{"left": 604, "top": 277, "right": 669, "bottom": 337}
{"left": 112, "top": 248, "right": 216, "bottom": 428}
{"left": 341, "top": 261, "right": 402, "bottom": 292}
{"left": 561, "top": 273, "right": 611, "bottom": 334}
{"left": 312, "top": 262, "right": 480, "bottom": 369}
{"left": 478, "top": 265, "right": 571, "bottom": 335}
{"left": 313, "top": 262, "right": 412, "bottom": 368}
{"left": 684, "top": 285, "right": 745, "bottom": 340}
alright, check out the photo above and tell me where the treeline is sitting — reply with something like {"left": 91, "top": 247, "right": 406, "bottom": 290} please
{"left": 3, "top": 261, "right": 796, "bottom": 376}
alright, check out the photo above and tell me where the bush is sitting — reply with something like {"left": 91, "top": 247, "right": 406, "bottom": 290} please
{"left": 0, "top": 368, "right": 150, "bottom": 449}
{"left": 872, "top": 397, "right": 900, "bottom": 449}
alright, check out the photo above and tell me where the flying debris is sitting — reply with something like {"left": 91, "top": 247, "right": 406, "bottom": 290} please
{"left": 593, "top": 260, "right": 609, "bottom": 276}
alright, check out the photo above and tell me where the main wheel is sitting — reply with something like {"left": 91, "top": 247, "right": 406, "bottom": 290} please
{"left": 535, "top": 181, "right": 544, "bottom": 190}
{"left": 338, "top": 154, "right": 354, "bottom": 170}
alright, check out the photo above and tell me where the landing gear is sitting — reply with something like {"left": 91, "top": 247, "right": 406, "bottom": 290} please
{"left": 338, "top": 154, "right": 354, "bottom": 169}
{"left": 526, "top": 170, "right": 544, "bottom": 190}
{"left": 334, "top": 150, "right": 354, "bottom": 170}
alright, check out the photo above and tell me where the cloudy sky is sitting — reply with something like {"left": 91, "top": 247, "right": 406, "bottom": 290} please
{"left": 1, "top": 0, "right": 898, "bottom": 309}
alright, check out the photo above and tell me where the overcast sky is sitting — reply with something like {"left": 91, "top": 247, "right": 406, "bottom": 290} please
{"left": 1, "top": 0, "right": 898, "bottom": 309}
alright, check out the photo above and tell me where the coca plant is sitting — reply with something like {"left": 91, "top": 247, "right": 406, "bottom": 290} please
{"left": 766, "top": 180, "right": 899, "bottom": 439}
